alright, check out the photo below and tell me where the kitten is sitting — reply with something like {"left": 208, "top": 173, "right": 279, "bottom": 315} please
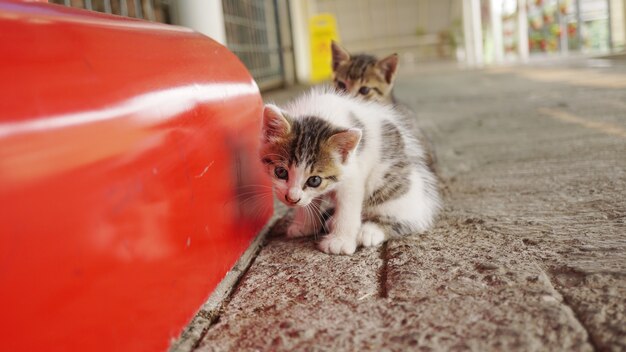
{"left": 260, "top": 88, "right": 440, "bottom": 255}
{"left": 331, "top": 41, "right": 439, "bottom": 173}
{"left": 331, "top": 41, "right": 399, "bottom": 104}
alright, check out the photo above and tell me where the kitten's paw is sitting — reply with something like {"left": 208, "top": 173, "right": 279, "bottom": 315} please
{"left": 286, "top": 223, "right": 311, "bottom": 238}
{"left": 318, "top": 234, "right": 357, "bottom": 255}
{"left": 358, "top": 222, "right": 386, "bottom": 247}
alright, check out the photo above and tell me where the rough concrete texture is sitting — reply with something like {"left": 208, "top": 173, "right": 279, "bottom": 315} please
{"left": 171, "top": 212, "right": 286, "bottom": 352}
{"left": 195, "top": 57, "right": 625, "bottom": 351}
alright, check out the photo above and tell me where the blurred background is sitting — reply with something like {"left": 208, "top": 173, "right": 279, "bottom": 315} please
{"left": 50, "top": 0, "right": 626, "bottom": 90}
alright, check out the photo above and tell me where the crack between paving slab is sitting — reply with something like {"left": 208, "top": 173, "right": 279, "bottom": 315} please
{"left": 177, "top": 240, "right": 267, "bottom": 352}
{"left": 378, "top": 242, "right": 389, "bottom": 298}
{"left": 169, "top": 211, "right": 286, "bottom": 352}
{"left": 558, "top": 290, "right": 601, "bottom": 352}
{"left": 535, "top": 264, "right": 599, "bottom": 352}
{"left": 190, "top": 237, "right": 268, "bottom": 351}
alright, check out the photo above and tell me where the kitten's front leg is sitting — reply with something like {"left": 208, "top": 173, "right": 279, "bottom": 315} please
{"left": 318, "top": 181, "right": 363, "bottom": 255}
{"left": 287, "top": 197, "right": 323, "bottom": 238}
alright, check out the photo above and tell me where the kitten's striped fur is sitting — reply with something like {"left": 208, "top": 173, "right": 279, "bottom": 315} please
{"left": 331, "top": 41, "right": 399, "bottom": 104}
{"left": 332, "top": 41, "right": 439, "bottom": 175}
{"left": 260, "top": 88, "right": 440, "bottom": 255}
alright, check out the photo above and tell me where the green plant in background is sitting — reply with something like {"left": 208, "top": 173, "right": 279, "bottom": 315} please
{"left": 449, "top": 18, "right": 463, "bottom": 50}
{"left": 528, "top": 0, "right": 561, "bottom": 53}
{"left": 550, "top": 23, "right": 560, "bottom": 37}
{"left": 415, "top": 26, "right": 426, "bottom": 37}
{"left": 529, "top": 31, "right": 545, "bottom": 51}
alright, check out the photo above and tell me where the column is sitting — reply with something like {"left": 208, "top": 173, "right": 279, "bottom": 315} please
{"left": 174, "top": 0, "right": 226, "bottom": 45}
{"left": 289, "top": 0, "right": 315, "bottom": 83}
{"left": 517, "top": 0, "right": 529, "bottom": 62}
{"left": 490, "top": 0, "right": 505, "bottom": 64}
{"left": 463, "top": 0, "right": 484, "bottom": 66}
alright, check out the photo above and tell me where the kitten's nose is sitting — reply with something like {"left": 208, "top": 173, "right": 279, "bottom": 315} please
{"left": 285, "top": 194, "right": 301, "bottom": 204}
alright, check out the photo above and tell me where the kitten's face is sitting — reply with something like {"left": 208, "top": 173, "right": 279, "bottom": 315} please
{"left": 331, "top": 41, "right": 399, "bottom": 103}
{"left": 259, "top": 105, "right": 361, "bottom": 208}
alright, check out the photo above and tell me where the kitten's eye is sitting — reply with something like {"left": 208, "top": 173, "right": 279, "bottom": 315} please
{"left": 306, "top": 176, "right": 322, "bottom": 188}
{"left": 358, "top": 86, "right": 371, "bottom": 95}
{"left": 274, "top": 167, "right": 288, "bottom": 180}
{"left": 336, "top": 81, "right": 346, "bottom": 91}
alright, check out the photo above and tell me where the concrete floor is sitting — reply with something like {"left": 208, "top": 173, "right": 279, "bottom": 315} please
{"left": 194, "top": 57, "right": 626, "bottom": 351}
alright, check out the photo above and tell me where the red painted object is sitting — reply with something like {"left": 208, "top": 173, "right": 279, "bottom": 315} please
{"left": 0, "top": 2, "right": 272, "bottom": 351}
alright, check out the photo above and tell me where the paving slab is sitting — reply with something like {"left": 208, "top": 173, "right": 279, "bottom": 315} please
{"left": 193, "top": 59, "right": 626, "bottom": 351}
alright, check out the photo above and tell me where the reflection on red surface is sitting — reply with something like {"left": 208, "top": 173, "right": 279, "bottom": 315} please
{"left": 0, "top": 2, "right": 273, "bottom": 351}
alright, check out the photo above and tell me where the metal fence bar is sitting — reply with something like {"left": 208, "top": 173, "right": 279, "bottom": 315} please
{"left": 120, "top": 0, "right": 128, "bottom": 17}
{"left": 144, "top": 0, "right": 155, "bottom": 21}
{"left": 134, "top": 0, "right": 143, "bottom": 19}
{"left": 606, "top": 0, "right": 613, "bottom": 51}
{"left": 575, "top": 0, "right": 582, "bottom": 50}
{"left": 272, "top": 0, "right": 285, "bottom": 80}
{"left": 220, "top": 0, "right": 284, "bottom": 88}
{"left": 54, "top": 0, "right": 168, "bottom": 23}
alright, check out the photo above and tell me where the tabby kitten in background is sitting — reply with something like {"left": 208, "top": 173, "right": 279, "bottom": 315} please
{"left": 260, "top": 88, "right": 440, "bottom": 255}
{"left": 331, "top": 40, "right": 399, "bottom": 104}
{"left": 331, "top": 41, "right": 438, "bottom": 172}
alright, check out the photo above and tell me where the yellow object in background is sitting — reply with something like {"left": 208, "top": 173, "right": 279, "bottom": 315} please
{"left": 309, "top": 13, "right": 339, "bottom": 83}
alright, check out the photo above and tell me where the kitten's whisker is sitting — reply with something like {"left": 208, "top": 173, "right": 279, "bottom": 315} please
{"left": 223, "top": 192, "right": 272, "bottom": 207}
{"left": 308, "top": 200, "right": 325, "bottom": 240}
{"left": 235, "top": 194, "right": 273, "bottom": 222}
{"left": 260, "top": 153, "right": 284, "bottom": 158}
{"left": 246, "top": 200, "right": 272, "bottom": 222}
{"left": 305, "top": 205, "right": 316, "bottom": 236}
{"left": 236, "top": 184, "right": 273, "bottom": 190}
{"left": 310, "top": 203, "right": 321, "bottom": 230}
{"left": 233, "top": 186, "right": 274, "bottom": 194}
{"left": 231, "top": 190, "right": 272, "bottom": 199}
{"left": 237, "top": 193, "right": 272, "bottom": 207}
{"left": 304, "top": 205, "right": 317, "bottom": 236}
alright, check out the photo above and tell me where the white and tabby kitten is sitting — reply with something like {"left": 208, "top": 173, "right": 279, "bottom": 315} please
{"left": 260, "top": 88, "right": 440, "bottom": 255}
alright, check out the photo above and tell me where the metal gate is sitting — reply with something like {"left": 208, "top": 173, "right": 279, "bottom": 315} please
{"left": 50, "top": 0, "right": 291, "bottom": 89}
{"left": 49, "top": 0, "right": 172, "bottom": 23}
{"left": 222, "top": 0, "right": 287, "bottom": 89}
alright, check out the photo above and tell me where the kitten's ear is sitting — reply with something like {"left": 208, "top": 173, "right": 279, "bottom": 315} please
{"left": 331, "top": 40, "right": 350, "bottom": 71}
{"left": 377, "top": 53, "right": 399, "bottom": 84}
{"left": 328, "top": 128, "right": 362, "bottom": 163}
{"left": 262, "top": 104, "right": 291, "bottom": 142}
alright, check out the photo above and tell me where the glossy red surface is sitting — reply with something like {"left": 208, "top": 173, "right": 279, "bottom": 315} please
{"left": 0, "top": 2, "right": 272, "bottom": 351}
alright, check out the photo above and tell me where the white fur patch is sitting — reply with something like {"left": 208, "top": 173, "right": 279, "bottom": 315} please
{"left": 358, "top": 222, "right": 386, "bottom": 247}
